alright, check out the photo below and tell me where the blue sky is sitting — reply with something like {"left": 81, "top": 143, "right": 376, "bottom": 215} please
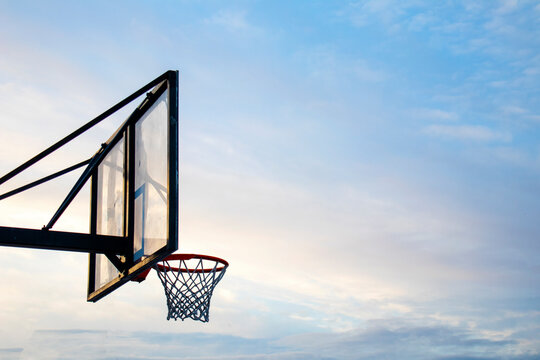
{"left": 0, "top": 0, "right": 539, "bottom": 359}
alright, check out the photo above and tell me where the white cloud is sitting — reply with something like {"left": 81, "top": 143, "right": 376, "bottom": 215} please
{"left": 526, "top": 114, "right": 540, "bottom": 122}
{"left": 293, "top": 46, "right": 388, "bottom": 86}
{"left": 17, "top": 317, "right": 537, "bottom": 359}
{"left": 495, "top": 0, "right": 519, "bottom": 15}
{"left": 345, "top": 0, "right": 421, "bottom": 29}
{"left": 489, "top": 146, "right": 535, "bottom": 168}
{"left": 289, "top": 314, "right": 315, "bottom": 322}
{"left": 523, "top": 67, "right": 540, "bottom": 76}
{"left": 423, "top": 124, "right": 512, "bottom": 142}
{"left": 352, "top": 60, "right": 387, "bottom": 83}
{"left": 501, "top": 105, "right": 527, "bottom": 115}
{"left": 410, "top": 108, "right": 459, "bottom": 121}
{"left": 205, "top": 10, "right": 252, "bottom": 31}
{"left": 406, "top": 12, "right": 436, "bottom": 32}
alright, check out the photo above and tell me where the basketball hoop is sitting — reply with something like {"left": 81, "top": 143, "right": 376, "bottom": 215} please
{"left": 154, "top": 254, "right": 229, "bottom": 322}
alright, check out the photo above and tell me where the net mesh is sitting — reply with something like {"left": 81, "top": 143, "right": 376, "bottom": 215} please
{"left": 154, "top": 255, "right": 228, "bottom": 322}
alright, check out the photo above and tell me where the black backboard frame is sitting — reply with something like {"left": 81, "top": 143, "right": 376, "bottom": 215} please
{"left": 87, "top": 71, "right": 178, "bottom": 302}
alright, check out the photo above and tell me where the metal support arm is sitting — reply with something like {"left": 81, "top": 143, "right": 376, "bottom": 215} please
{"left": 0, "top": 226, "right": 130, "bottom": 255}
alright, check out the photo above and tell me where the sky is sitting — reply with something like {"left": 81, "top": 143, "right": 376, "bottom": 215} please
{"left": 0, "top": 0, "right": 539, "bottom": 359}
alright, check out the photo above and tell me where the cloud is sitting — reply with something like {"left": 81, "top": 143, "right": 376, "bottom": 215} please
{"left": 344, "top": 0, "right": 420, "bottom": 29}
{"left": 523, "top": 67, "right": 540, "bottom": 76}
{"left": 526, "top": 114, "right": 540, "bottom": 122}
{"left": 292, "top": 46, "right": 388, "bottom": 87}
{"left": 278, "top": 320, "right": 517, "bottom": 360}
{"left": 423, "top": 125, "right": 512, "bottom": 142}
{"left": 205, "top": 10, "right": 252, "bottom": 31}
{"left": 411, "top": 108, "right": 459, "bottom": 121}
{"left": 0, "top": 347, "right": 23, "bottom": 360}
{"left": 18, "top": 318, "right": 537, "bottom": 360}
{"left": 501, "top": 105, "right": 527, "bottom": 115}
{"left": 340, "top": 0, "right": 540, "bottom": 83}
{"left": 495, "top": 0, "right": 519, "bottom": 15}
{"left": 352, "top": 60, "right": 387, "bottom": 83}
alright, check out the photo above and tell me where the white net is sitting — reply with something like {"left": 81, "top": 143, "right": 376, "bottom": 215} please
{"left": 154, "top": 254, "right": 229, "bottom": 322}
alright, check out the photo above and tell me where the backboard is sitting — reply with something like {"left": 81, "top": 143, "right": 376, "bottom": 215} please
{"left": 0, "top": 70, "right": 226, "bottom": 321}
{"left": 87, "top": 71, "right": 178, "bottom": 302}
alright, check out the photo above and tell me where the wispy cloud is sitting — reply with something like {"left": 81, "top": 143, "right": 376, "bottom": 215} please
{"left": 205, "top": 10, "right": 252, "bottom": 31}
{"left": 410, "top": 108, "right": 459, "bottom": 121}
{"left": 501, "top": 105, "right": 527, "bottom": 115}
{"left": 344, "top": 0, "right": 420, "bottom": 29}
{"left": 352, "top": 60, "right": 387, "bottom": 83}
{"left": 423, "top": 124, "right": 512, "bottom": 142}
{"left": 293, "top": 46, "right": 388, "bottom": 86}
{"left": 526, "top": 114, "right": 540, "bottom": 122}
{"left": 18, "top": 320, "right": 538, "bottom": 360}
{"left": 495, "top": 0, "right": 519, "bottom": 15}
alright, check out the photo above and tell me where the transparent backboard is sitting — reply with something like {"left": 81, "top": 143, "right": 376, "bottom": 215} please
{"left": 95, "top": 136, "right": 125, "bottom": 289}
{"left": 87, "top": 73, "right": 178, "bottom": 302}
{"left": 134, "top": 92, "right": 169, "bottom": 260}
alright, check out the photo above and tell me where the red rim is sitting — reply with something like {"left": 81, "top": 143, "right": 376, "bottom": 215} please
{"left": 155, "top": 253, "right": 229, "bottom": 273}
